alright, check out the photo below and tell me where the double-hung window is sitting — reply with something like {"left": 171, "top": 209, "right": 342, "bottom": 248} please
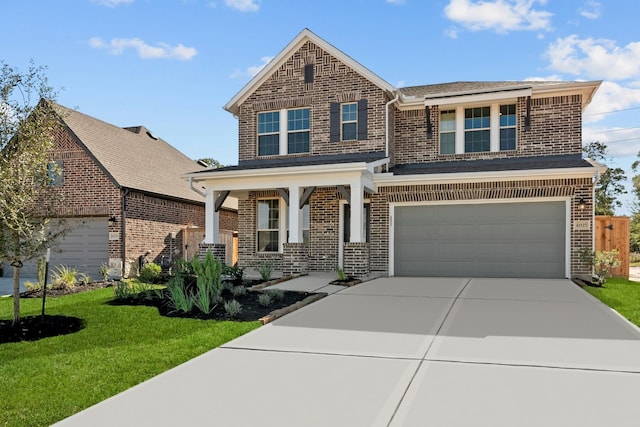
{"left": 499, "top": 104, "right": 516, "bottom": 150}
{"left": 257, "top": 199, "right": 280, "bottom": 252}
{"left": 257, "top": 111, "right": 280, "bottom": 156}
{"left": 287, "top": 108, "right": 310, "bottom": 154}
{"left": 341, "top": 103, "right": 357, "bottom": 141}
{"left": 257, "top": 108, "right": 310, "bottom": 156}
{"left": 439, "top": 103, "right": 517, "bottom": 154}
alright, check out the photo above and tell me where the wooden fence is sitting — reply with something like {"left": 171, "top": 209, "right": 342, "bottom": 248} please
{"left": 594, "top": 216, "right": 629, "bottom": 278}
{"left": 182, "top": 227, "right": 238, "bottom": 266}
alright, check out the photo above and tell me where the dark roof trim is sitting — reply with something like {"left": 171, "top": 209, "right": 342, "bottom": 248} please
{"left": 423, "top": 86, "right": 531, "bottom": 102}
{"left": 391, "top": 154, "right": 592, "bottom": 176}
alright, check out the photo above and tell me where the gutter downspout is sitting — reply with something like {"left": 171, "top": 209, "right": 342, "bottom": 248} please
{"left": 189, "top": 177, "right": 206, "bottom": 197}
{"left": 121, "top": 188, "right": 130, "bottom": 279}
{"left": 385, "top": 92, "right": 400, "bottom": 160}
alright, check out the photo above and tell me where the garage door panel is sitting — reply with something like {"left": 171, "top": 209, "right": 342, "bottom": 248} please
{"left": 394, "top": 201, "right": 566, "bottom": 278}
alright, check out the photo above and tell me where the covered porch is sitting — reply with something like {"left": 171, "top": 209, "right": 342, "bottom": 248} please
{"left": 184, "top": 152, "right": 388, "bottom": 277}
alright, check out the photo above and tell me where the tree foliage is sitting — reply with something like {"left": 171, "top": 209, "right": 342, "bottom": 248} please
{"left": 197, "top": 157, "right": 224, "bottom": 168}
{"left": 583, "top": 141, "right": 627, "bottom": 216}
{"left": 0, "top": 60, "right": 69, "bottom": 324}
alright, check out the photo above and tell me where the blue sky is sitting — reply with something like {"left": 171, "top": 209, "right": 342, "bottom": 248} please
{"left": 3, "top": 0, "right": 640, "bottom": 213}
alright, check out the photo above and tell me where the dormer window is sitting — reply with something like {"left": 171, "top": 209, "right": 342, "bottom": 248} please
{"left": 257, "top": 108, "right": 310, "bottom": 156}
{"left": 438, "top": 103, "right": 517, "bottom": 154}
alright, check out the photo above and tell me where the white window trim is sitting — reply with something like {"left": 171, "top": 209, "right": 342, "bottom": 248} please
{"left": 257, "top": 108, "right": 310, "bottom": 157}
{"left": 341, "top": 102, "right": 358, "bottom": 141}
{"left": 445, "top": 102, "right": 517, "bottom": 154}
{"left": 256, "top": 197, "right": 287, "bottom": 254}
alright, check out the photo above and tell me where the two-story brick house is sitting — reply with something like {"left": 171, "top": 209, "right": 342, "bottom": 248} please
{"left": 4, "top": 102, "right": 237, "bottom": 280}
{"left": 186, "top": 28, "right": 604, "bottom": 279}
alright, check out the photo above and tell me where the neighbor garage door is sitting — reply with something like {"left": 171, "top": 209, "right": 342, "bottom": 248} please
{"left": 393, "top": 201, "right": 566, "bottom": 278}
{"left": 8, "top": 217, "right": 108, "bottom": 279}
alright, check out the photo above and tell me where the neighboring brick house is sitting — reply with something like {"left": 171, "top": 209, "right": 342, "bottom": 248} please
{"left": 5, "top": 102, "right": 237, "bottom": 279}
{"left": 186, "top": 28, "right": 605, "bottom": 279}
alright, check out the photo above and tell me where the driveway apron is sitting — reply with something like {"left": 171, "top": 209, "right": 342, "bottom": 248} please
{"left": 55, "top": 277, "right": 640, "bottom": 427}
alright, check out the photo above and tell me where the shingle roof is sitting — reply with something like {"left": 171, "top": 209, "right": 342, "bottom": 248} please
{"left": 52, "top": 103, "right": 205, "bottom": 204}
{"left": 398, "top": 81, "right": 569, "bottom": 98}
{"left": 192, "top": 151, "right": 388, "bottom": 173}
{"left": 391, "top": 154, "right": 592, "bottom": 175}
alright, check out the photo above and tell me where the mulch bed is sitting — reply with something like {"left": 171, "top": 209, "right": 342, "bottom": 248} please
{"left": 109, "top": 286, "right": 314, "bottom": 322}
{"left": 0, "top": 315, "right": 85, "bottom": 344}
{"left": 19, "top": 281, "right": 113, "bottom": 298}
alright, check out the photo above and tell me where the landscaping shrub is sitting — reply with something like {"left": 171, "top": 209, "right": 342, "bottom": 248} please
{"left": 222, "top": 264, "right": 244, "bottom": 285}
{"left": 223, "top": 299, "right": 242, "bottom": 317}
{"left": 139, "top": 262, "right": 161, "bottom": 283}
{"left": 258, "top": 260, "right": 273, "bottom": 281}
{"left": 257, "top": 293, "right": 273, "bottom": 307}
{"left": 51, "top": 265, "right": 78, "bottom": 289}
{"left": 98, "top": 263, "right": 110, "bottom": 282}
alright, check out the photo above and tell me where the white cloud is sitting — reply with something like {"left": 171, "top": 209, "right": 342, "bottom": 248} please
{"left": 445, "top": 26, "right": 459, "bottom": 39}
{"left": 444, "top": 0, "right": 553, "bottom": 34}
{"left": 579, "top": 0, "right": 601, "bottom": 20}
{"left": 584, "top": 125, "right": 640, "bottom": 158}
{"left": 584, "top": 81, "right": 640, "bottom": 123}
{"left": 230, "top": 56, "right": 273, "bottom": 79}
{"left": 88, "top": 37, "right": 197, "bottom": 61}
{"left": 225, "top": 0, "right": 259, "bottom": 12}
{"left": 92, "top": 0, "right": 134, "bottom": 6}
{"left": 546, "top": 35, "right": 640, "bottom": 81}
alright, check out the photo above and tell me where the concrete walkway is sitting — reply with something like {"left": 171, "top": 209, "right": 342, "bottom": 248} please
{"left": 0, "top": 277, "right": 31, "bottom": 297}
{"left": 55, "top": 277, "right": 640, "bottom": 426}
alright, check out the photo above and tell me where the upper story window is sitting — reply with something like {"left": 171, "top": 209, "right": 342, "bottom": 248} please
{"left": 47, "top": 160, "right": 64, "bottom": 186}
{"left": 438, "top": 103, "right": 517, "bottom": 154}
{"left": 257, "top": 108, "right": 310, "bottom": 156}
{"left": 440, "top": 110, "right": 455, "bottom": 155}
{"left": 499, "top": 104, "right": 516, "bottom": 150}
{"left": 341, "top": 103, "right": 358, "bottom": 141}
{"left": 330, "top": 99, "right": 368, "bottom": 142}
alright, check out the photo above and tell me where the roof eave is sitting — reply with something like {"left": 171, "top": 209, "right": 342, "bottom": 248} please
{"left": 374, "top": 166, "right": 600, "bottom": 186}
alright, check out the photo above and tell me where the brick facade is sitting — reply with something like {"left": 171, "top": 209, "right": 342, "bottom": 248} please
{"left": 48, "top": 124, "right": 223, "bottom": 278}
{"left": 393, "top": 95, "right": 583, "bottom": 166}
{"left": 237, "top": 40, "right": 390, "bottom": 162}
{"left": 343, "top": 242, "right": 370, "bottom": 278}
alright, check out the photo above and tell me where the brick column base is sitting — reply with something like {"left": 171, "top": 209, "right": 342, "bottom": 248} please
{"left": 282, "top": 243, "right": 309, "bottom": 276}
{"left": 198, "top": 243, "right": 226, "bottom": 263}
{"left": 343, "top": 242, "right": 370, "bottom": 278}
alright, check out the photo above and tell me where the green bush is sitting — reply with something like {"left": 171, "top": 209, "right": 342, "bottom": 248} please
{"left": 224, "top": 299, "right": 242, "bottom": 317}
{"left": 139, "top": 262, "right": 161, "bottom": 283}
{"left": 257, "top": 293, "right": 273, "bottom": 307}
{"left": 51, "top": 265, "right": 78, "bottom": 289}
{"left": 165, "top": 276, "right": 194, "bottom": 313}
{"left": 98, "top": 263, "right": 110, "bottom": 281}
{"left": 231, "top": 285, "right": 247, "bottom": 297}
{"left": 222, "top": 264, "right": 244, "bottom": 285}
{"left": 265, "top": 288, "right": 284, "bottom": 301}
{"left": 258, "top": 260, "right": 273, "bottom": 281}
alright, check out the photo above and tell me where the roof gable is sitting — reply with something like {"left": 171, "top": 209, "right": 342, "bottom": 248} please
{"left": 225, "top": 28, "right": 394, "bottom": 115}
{"left": 52, "top": 103, "right": 205, "bottom": 204}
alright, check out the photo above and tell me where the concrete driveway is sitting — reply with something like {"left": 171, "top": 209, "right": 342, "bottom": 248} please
{"left": 55, "top": 277, "right": 640, "bottom": 426}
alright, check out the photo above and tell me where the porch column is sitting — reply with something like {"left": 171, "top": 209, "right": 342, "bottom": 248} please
{"left": 204, "top": 187, "right": 219, "bottom": 244}
{"left": 288, "top": 186, "right": 302, "bottom": 243}
{"left": 349, "top": 179, "right": 363, "bottom": 243}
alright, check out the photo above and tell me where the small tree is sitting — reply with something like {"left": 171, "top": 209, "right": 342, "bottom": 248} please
{"left": 583, "top": 141, "right": 627, "bottom": 215}
{"left": 197, "top": 157, "right": 224, "bottom": 168}
{"left": 0, "top": 61, "right": 69, "bottom": 325}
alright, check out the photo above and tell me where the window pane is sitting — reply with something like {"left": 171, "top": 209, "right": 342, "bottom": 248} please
{"left": 258, "top": 111, "right": 280, "bottom": 134}
{"left": 500, "top": 104, "right": 516, "bottom": 126}
{"left": 258, "top": 134, "right": 279, "bottom": 156}
{"left": 287, "top": 108, "right": 310, "bottom": 131}
{"left": 288, "top": 131, "right": 310, "bottom": 153}
{"left": 464, "top": 107, "right": 490, "bottom": 130}
{"left": 500, "top": 128, "right": 516, "bottom": 150}
{"left": 440, "top": 133, "right": 455, "bottom": 154}
{"left": 342, "top": 103, "right": 357, "bottom": 121}
{"left": 342, "top": 122, "right": 357, "bottom": 141}
{"left": 440, "top": 110, "right": 455, "bottom": 132}
{"left": 465, "top": 130, "right": 490, "bottom": 152}
{"left": 258, "top": 231, "right": 279, "bottom": 252}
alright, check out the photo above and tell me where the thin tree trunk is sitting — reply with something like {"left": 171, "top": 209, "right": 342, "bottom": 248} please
{"left": 13, "top": 264, "right": 20, "bottom": 326}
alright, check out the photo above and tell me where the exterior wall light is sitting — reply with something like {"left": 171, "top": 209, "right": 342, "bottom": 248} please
{"left": 577, "top": 198, "right": 586, "bottom": 210}
{"left": 108, "top": 215, "right": 117, "bottom": 227}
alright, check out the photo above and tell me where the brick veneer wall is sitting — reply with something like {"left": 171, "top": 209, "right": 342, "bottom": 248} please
{"left": 219, "top": 208, "right": 239, "bottom": 232}
{"left": 50, "top": 126, "right": 121, "bottom": 261}
{"left": 370, "top": 178, "right": 593, "bottom": 276}
{"left": 393, "top": 95, "right": 583, "bottom": 166}
{"left": 343, "top": 242, "right": 370, "bottom": 278}
{"left": 124, "top": 191, "right": 204, "bottom": 274}
{"left": 237, "top": 40, "right": 389, "bottom": 162}
{"left": 282, "top": 243, "right": 309, "bottom": 275}
{"left": 197, "top": 243, "right": 227, "bottom": 263}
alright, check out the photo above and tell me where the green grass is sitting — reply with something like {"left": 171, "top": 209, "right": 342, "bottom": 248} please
{"left": 0, "top": 287, "right": 260, "bottom": 427}
{"left": 584, "top": 277, "right": 640, "bottom": 327}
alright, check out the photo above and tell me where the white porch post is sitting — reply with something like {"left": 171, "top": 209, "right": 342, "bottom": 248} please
{"left": 350, "top": 179, "right": 363, "bottom": 243}
{"left": 204, "top": 187, "right": 219, "bottom": 244}
{"left": 288, "top": 186, "right": 302, "bottom": 243}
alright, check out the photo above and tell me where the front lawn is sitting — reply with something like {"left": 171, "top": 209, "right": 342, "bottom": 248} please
{"left": 583, "top": 277, "right": 640, "bottom": 327}
{"left": 0, "top": 287, "right": 260, "bottom": 427}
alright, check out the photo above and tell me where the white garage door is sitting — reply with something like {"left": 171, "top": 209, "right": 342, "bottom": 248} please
{"left": 393, "top": 201, "right": 567, "bottom": 278}
{"left": 6, "top": 217, "right": 109, "bottom": 280}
